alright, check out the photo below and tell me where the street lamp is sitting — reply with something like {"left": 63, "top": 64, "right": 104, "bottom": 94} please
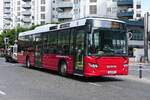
{"left": 144, "top": 12, "right": 150, "bottom": 63}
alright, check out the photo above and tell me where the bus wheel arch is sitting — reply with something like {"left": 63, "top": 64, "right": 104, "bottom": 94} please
{"left": 58, "top": 59, "right": 67, "bottom": 76}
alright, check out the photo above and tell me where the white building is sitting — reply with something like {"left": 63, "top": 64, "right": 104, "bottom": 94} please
{"left": 133, "top": 0, "right": 142, "bottom": 20}
{"left": 34, "top": 0, "right": 54, "bottom": 25}
{"left": 0, "top": 0, "right": 3, "bottom": 30}
{"left": 55, "top": 0, "right": 118, "bottom": 21}
{"left": 21, "top": 0, "right": 32, "bottom": 28}
{"left": 56, "top": 0, "right": 73, "bottom": 22}
{"left": 73, "top": 0, "right": 118, "bottom": 20}
{"left": 3, "top": 0, "right": 54, "bottom": 29}
{"left": 2, "top": 0, "right": 142, "bottom": 30}
{"left": 3, "top": 0, "right": 13, "bottom": 29}
{"left": 117, "top": 0, "right": 142, "bottom": 20}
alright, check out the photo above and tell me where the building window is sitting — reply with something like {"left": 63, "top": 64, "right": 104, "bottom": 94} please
{"left": 17, "top": 1, "right": 20, "bottom": 5}
{"left": 32, "top": 16, "right": 34, "bottom": 20}
{"left": 41, "top": 0, "right": 45, "bottom": 4}
{"left": 89, "top": 5, "right": 97, "bottom": 14}
{"left": 90, "top": 0, "right": 97, "bottom": 2}
{"left": 41, "top": 21, "right": 45, "bottom": 25}
{"left": 17, "top": 12, "right": 20, "bottom": 16}
{"left": 41, "top": 14, "right": 45, "bottom": 19}
{"left": 41, "top": 6, "right": 45, "bottom": 12}
{"left": 136, "top": 5, "right": 141, "bottom": 9}
{"left": 17, "top": 7, "right": 20, "bottom": 11}
{"left": 107, "top": 8, "right": 111, "bottom": 12}
{"left": 52, "top": 15, "right": 55, "bottom": 18}
{"left": 74, "top": 0, "right": 79, "bottom": 3}
{"left": 136, "top": 14, "right": 141, "bottom": 17}
{"left": 17, "top": 18, "right": 20, "bottom": 21}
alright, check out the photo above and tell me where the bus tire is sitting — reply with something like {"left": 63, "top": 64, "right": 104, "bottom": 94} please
{"left": 59, "top": 61, "right": 67, "bottom": 76}
{"left": 26, "top": 58, "right": 31, "bottom": 68}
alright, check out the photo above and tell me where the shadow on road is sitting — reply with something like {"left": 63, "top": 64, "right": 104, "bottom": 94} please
{"left": 20, "top": 65, "right": 124, "bottom": 83}
{"left": 64, "top": 75, "right": 124, "bottom": 83}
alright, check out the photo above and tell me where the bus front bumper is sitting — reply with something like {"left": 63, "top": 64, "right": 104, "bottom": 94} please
{"left": 84, "top": 68, "right": 128, "bottom": 77}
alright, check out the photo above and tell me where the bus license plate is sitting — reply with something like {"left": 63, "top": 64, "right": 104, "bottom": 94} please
{"left": 108, "top": 71, "right": 117, "bottom": 74}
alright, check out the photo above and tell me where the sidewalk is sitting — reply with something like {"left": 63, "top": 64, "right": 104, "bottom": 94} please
{"left": 127, "top": 58, "right": 150, "bottom": 83}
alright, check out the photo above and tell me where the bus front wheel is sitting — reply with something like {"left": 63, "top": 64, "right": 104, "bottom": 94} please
{"left": 59, "top": 61, "right": 67, "bottom": 76}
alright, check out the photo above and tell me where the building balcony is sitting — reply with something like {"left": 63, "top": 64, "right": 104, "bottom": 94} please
{"left": 22, "top": 23, "right": 32, "bottom": 28}
{"left": 3, "top": 15, "right": 12, "bottom": 20}
{"left": 4, "top": 9, "right": 11, "bottom": 14}
{"left": 22, "top": 11, "right": 31, "bottom": 16}
{"left": 4, "top": 4, "right": 11, "bottom": 8}
{"left": 4, "top": 0, "right": 10, "bottom": 3}
{"left": 117, "top": 0, "right": 133, "bottom": 6}
{"left": 4, "top": 21, "right": 11, "bottom": 25}
{"left": 22, "top": 3, "right": 31, "bottom": 9}
{"left": 4, "top": 25, "right": 11, "bottom": 30}
{"left": 58, "top": 12, "right": 72, "bottom": 19}
{"left": 57, "top": 2, "right": 73, "bottom": 8}
{"left": 22, "top": 0, "right": 31, "bottom": 2}
{"left": 117, "top": 11, "right": 134, "bottom": 17}
{"left": 22, "top": 17, "right": 31, "bottom": 23}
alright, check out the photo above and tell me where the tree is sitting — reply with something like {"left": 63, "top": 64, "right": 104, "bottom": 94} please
{"left": 0, "top": 27, "right": 28, "bottom": 47}
{"left": 0, "top": 22, "right": 60, "bottom": 48}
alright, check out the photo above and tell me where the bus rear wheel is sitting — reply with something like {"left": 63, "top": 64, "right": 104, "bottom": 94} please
{"left": 26, "top": 58, "right": 31, "bottom": 68}
{"left": 59, "top": 61, "right": 67, "bottom": 76}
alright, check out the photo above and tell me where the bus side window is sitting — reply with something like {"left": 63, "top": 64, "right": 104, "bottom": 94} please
{"left": 76, "top": 29, "right": 85, "bottom": 62}
{"left": 70, "top": 29, "right": 74, "bottom": 55}
{"left": 43, "top": 34, "right": 48, "bottom": 54}
{"left": 18, "top": 44, "right": 21, "bottom": 52}
{"left": 48, "top": 32, "right": 57, "bottom": 54}
{"left": 58, "top": 30, "right": 70, "bottom": 55}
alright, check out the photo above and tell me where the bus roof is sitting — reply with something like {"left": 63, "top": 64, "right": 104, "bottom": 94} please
{"left": 19, "top": 17, "right": 125, "bottom": 37}
{"left": 19, "top": 24, "right": 57, "bottom": 37}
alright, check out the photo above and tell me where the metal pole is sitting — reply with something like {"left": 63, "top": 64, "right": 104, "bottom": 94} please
{"left": 144, "top": 12, "right": 149, "bottom": 63}
{"left": 139, "top": 66, "right": 142, "bottom": 79}
{"left": 15, "top": 16, "right": 17, "bottom": 42}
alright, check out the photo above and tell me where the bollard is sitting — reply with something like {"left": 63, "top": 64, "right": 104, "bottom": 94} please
{"left": 139, "top": 66, "right": 142, "bottom": 79}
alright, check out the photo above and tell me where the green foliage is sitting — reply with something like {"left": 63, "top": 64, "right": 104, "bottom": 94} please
{"left": 0, "top": 27, "right": 28, "bottom": 48}
{"left": 0, "top": 21, "right": 61, "bottom": 48}
{"left": 29, "top": 24, "right": 41, "bottom": 30}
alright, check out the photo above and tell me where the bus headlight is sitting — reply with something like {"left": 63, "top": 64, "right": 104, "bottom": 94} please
{"left": 88, "top": 63, "right": 98, "bottom": 68}
{"left": 124, "top": 64, "right": 128, "bottom": 67}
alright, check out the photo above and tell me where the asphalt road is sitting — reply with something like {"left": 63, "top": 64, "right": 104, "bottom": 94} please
{"left": 0, "top": 58, "right": 150, "bottom": 100}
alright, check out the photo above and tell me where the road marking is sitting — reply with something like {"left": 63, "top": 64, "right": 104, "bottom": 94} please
{"left": 88, "top": 82, "right": 123, "bottom": 90}
{"left": 109, "top": 85, "right": 123, "bottom": 90}
{"left": 0, "top": 90, "right": 6, "bottom": 96}
{"left": 88, "top": 82, "right": 102, "bottom": 87}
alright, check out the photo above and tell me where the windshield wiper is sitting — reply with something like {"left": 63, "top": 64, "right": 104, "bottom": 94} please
{"left": 94, "top": 53, "right": 114, "bottom": 59}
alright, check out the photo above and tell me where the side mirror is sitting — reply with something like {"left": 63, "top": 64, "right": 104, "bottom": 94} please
{"left": 127, "top": 32, "right": 133, "bottom": 40}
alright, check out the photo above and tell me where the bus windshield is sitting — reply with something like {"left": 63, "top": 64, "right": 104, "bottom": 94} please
{"left": 88, "top": 29, "right": 127, "bottom": 56}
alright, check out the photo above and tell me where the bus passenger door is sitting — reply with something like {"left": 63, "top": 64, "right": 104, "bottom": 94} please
{"left": 74, "top": 29, "right": 85, "bottom": 74}
{"left": 34, "top": 36, "right": 43, "bottom": 68}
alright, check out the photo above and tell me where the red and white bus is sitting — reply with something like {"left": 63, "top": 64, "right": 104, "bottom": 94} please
{"left": 17, "top": 17, "right": 128, "bottom": 77}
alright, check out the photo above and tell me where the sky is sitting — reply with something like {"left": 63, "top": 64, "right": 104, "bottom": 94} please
{"left": 141, "top": 0, "right": 150, "bottom": 15}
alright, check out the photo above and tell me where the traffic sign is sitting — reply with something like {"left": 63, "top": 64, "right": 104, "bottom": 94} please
{"left": 4, "top": 37, "right": 9, "bottom": 45}
{"left": 127, "top": 32, "right": 133, "bottom": 40}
